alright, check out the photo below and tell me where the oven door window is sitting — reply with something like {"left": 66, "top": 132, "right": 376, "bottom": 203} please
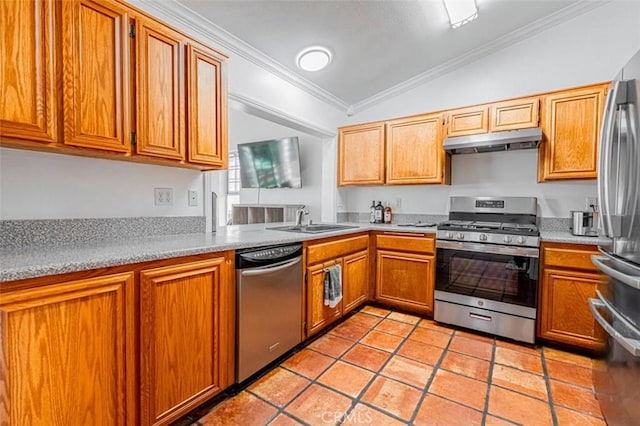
{"left": 436, "top": 248, "right": 539, "bottom": 308}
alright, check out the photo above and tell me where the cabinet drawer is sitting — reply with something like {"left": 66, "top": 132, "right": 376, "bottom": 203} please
{"left": 543, "top": 245, "right": 599, "bottom": 272}
{"left": 307, "top": 234, "right": 369, "bottom": 265}
{"left": 376, "top": 233, "right": 435, "bottom": 254}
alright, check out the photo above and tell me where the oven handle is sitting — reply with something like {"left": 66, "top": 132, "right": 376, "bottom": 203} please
{"left": 436, "top": 240, "right": 539, "bottom": 258}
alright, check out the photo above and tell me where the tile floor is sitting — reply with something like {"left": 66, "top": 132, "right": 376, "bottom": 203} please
{"left": 192, "top": 306, "right": 606, "bottom": 426}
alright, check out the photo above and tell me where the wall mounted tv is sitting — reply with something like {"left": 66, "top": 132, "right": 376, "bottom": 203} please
{"left": 238, "top": 136, "right": 302, "bottom": 189}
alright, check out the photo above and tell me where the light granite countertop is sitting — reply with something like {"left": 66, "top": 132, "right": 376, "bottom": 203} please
{"left": 0, "top": 222, "right": 436, "bottom": 283}
{"left": 1, "top": 222, "right": 611, "bottom": 283}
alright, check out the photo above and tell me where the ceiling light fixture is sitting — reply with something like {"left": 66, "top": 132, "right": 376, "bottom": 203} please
{"left": 296, "top": 46, "right": 332, "bottom": 72}
{"left": 443, "top": 0, "right": 478, "bottom": 28}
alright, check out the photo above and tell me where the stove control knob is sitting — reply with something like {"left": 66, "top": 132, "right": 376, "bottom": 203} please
{"left": 456, "top": 233, "right": 465, "bottom": 240}
{"left": 479, "top": 234, "right": 488, "bottom": 241}
{"left": 517, "top": 236, "right": 527, "bottom": 245}
{"left": 503, "top": 235, "right": 513, "bottom": 243}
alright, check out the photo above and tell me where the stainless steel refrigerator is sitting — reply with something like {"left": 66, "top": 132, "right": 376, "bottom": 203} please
{"left": 590, "top": 49, "right": 640, "bottom": 426}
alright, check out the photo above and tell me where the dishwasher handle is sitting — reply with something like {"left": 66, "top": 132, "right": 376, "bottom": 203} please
{"left": 240, "top": 256, "right": 302, "bottom": 277}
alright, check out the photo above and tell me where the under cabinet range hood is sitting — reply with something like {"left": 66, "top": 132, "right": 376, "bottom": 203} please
{"left": 443, "top": 127, "right": 542, "bottom": 154}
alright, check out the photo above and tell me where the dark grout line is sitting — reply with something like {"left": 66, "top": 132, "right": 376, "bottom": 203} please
{"left": 481, "top": 337, "right": 498, "bottom": 424}
{"left": 541, "top": 348, "right": 560, "bottom": 426}
{"left": 407, "top": 324, "right": 456, "bottom": 424}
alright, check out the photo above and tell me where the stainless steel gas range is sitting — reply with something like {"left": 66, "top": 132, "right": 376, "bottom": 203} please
{"left": 434, "top": 196, "right": 540, "bottom": 343}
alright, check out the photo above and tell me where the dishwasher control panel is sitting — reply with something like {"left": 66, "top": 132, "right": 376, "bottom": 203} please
{"left": 236, "top": 243, "right": 303, "bottom": 268}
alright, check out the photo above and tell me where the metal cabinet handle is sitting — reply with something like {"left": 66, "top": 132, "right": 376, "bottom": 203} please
{"left": 469, "top": 312, "right": 492, "bottom": 322}
{"left": 592, "top": 255, "right": 640, "bottom": 290}
{"left": 589, "top": 294, "right": 640, "bottom": 357}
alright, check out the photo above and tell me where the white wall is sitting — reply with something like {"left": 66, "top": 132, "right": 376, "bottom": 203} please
{"left": 339, "top": 1, "right": 640, "bottom": 218}
{"left": 208, "top": 109, "right": 325, "bottom": 223}
{"left": 340, "top": 150, "right": 597, "bottom": 217}
{"left": 0, "top": 148, "right": 203, "bottom": 219}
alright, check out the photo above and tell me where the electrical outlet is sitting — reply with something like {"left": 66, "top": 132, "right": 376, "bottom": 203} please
{"left": 586, "top": 196, "right": 598, "bottom": 211}
{"left": 188, "top": 190, "right": 198, "bottom": 206}
{"left": 395, "top": 197, "right": 402, "bottom": 208}
{"left": 154, "top": 188, "right": 173, "bottom": 206}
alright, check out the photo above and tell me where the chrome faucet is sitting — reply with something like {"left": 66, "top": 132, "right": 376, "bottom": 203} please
{"left": 294, "top": 206, "right": 309, "bottom": 227}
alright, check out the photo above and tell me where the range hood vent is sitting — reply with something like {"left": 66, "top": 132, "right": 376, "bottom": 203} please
{"left": 443, "top": 127, "right": 542, "bottom": 155}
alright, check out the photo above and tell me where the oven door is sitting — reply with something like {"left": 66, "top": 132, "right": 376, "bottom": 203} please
{"left": 436, "top": 240, "right": 539, "bottom": 309}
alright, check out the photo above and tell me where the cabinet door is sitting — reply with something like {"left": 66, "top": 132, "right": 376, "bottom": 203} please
{"left": 337, "top": 122, "right": 385, "bottom": 186}
{"left": 376, "top": 250, "right": 435, "bottom": 315}
{"left": 136, "top": 19, "right": 185, "bottom": 160}
{"left": 386, "top": 113, "right": 448, "bottom": 185}
{"left": 0, "top": 273, "right": 135, "bottom": 425}
{"left": 538, "top": 268, "right": 606, "bottom": 350}
{"left": 306, "top": 262, "right": 343, "bottom": 337}
{"left": 186, "top": 43, "right": 227, "bottom": 167}
{"left": 1, "top": 0, "right": 57, "bottom": 142}
{"left": 447, "top": 105, "right": 489, "bottom": 137}
{"left": 343, "top": 250, "right": 369, "bottom": 314}
{"left": 490, "top": 97, "right": 539, "bottom": 132}
{"left": 140, "top": 255, "right": 233, "bottom": 425}
{"left": 62, "top": 0, "right": 131, "bottom": 152}
{"left": 538, "top": 84, "right": 607, "bottom": 181}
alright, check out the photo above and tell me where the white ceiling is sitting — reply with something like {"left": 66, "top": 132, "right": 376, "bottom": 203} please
{"left": 175, "top": 0, "right": 603, "bottom": 110}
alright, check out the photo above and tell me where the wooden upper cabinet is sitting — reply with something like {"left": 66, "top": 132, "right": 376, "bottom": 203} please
{"left": 446, "top": 105, "right": 489, "bottom": 137}
{"left": 61, "top": 0, "right": 131, "bottom": 152}
{"left": 1, "top": 0, "right": 58, "bottom": 143}
{"left": 386, "top": 112, "right": 448, "bottom": 185}
{"left": 538, "top": 84, "right": 607, "bottom": 181}
{"left": 337, "top": 121, "right": 385, "bottom": 186}
{"left": 140, "top": 255, "right": 233, "bottom": 425}
{"left": 490, "top": 97, "right": 540, "bottom": 132}
{"left": 186, "top": 43, "right": 227, "bottom": 166}
{"left": 0, "top": 272, "right": 136, "bottom": 425}
{"left": 136, "top": 19, "right": 185, "bottom": 160}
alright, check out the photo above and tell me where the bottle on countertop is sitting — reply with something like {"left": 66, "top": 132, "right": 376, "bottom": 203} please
{"left": 369, "top": 200, "right": 376, "bottom": 223}
{"left": 374, "top": 201, "right": 384, "bottom": 223}
{"left": 383, "top": 203, "right": 392, "bottom": 224}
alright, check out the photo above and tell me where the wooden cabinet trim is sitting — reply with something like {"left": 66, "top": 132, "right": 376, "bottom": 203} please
{"left": 62, "top": 0, "right": 131, "bottom": 152}
{"left": 446, "top": 105, "right": 489, "bottom": 137}
{"left": 306, "top": 234, "right": 369, "bottom": 265}
{"left": 1, "top": 0, "right": 58, "bottom": 143}
{"left": 0, "top": 272, "right": 136, "bottom": 425}
{"left": 489, "top": 97, "right": 540, "bottom": 132}
{"left": 186, "top": 43, "right": 227, "bottom": 166}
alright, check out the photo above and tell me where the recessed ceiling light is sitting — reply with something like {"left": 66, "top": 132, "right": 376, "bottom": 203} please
{"left": 296, "top": 46, "right": 332, "bottom": 72}
{"left": 443, "top": 0, "right": 478, "bottom": 28}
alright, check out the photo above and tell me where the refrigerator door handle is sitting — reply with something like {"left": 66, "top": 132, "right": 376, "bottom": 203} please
{"left": 589, "top": 295, "right": 640, "bottom": 357}
{"left": 592, "top": 255, "right": 640, "bottom": 290}
{"left": 598, "top": 84, "right": 618, "bottom": 236}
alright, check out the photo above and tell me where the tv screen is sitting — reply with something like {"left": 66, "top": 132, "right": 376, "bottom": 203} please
{"left": 238, "top": 136, "right": 302, "bottom": 188}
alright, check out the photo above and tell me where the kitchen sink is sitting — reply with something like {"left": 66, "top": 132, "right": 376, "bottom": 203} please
{"left": 267, "top": 224, "right": 360, "bottom": 234}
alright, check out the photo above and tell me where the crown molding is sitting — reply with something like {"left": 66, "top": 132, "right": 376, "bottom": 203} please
{"left": 131, "top": 0, "right": 607, "bottom": 117}
{"left": 351, "top": 0, "right": 608, "bottom": 114}
{"left": 229, "top": 93, "right": 336, "bottom": 139}
{"left": 133, "top": 0, "right": 350, "bottom": 113}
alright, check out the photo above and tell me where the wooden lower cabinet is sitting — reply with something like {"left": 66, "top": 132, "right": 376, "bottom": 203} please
{"left": 343, "top": 250, "right": 369, "bottom": 314}
{"left": 306, "top": 262, "right": 343, "bottom": 336}
{"left": 376, "top": 250, "right": 435, "bottom": 315}
{"left": 305, "top": 234, "right": 370, "bottom": 337}
{"left": 538, "top": 242, "right": 606, "bottom": 351}
{"left": 140, "top": 253, "right": 233, "bottom": 425}
{"left": 0, "top": 272, "right": 136, "bottom": 425}
{"left": 374, "top": 232, "right": 436, "bottom": 315}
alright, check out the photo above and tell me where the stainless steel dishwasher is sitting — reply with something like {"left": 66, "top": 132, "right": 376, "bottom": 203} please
{"left": 235, "top": 243, "right": 303, "bottom": 382}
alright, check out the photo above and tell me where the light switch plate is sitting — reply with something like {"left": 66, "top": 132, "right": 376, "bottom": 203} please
{"left": 154, "top": 188, "right": 173, "bottom": 206}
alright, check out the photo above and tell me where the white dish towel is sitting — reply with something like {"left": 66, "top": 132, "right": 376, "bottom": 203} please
{"left": 323, "top": 264, "right": 343, "bottom": 308}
